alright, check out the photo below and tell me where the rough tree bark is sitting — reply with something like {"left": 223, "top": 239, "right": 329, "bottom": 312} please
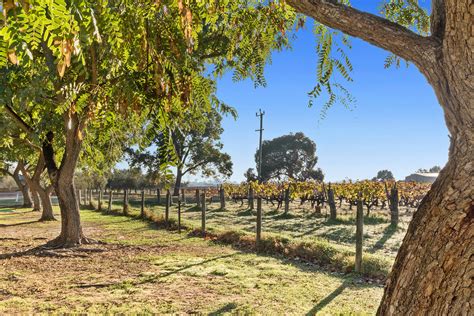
{"left": 18, "top": 158, "right": 55, "bottom": 221}
{"left": 173, "top": 168, "right": 183, "bottom": 196}
{"left": 29, "top": 185, "right": 41, "bottom": 212}
{"left": 3, "top": 163, "right": 32, "bottom": 208}
{"left": 42, "top": 112, "right": 91, "bottom": 247}
{"left": 287, "top": 0, "right": 473, "bottom": 314}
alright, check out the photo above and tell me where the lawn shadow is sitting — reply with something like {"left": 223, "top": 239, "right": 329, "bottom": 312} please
{"left": 324, "top": 215, "right": 388, "bottom": 226}
{"left": 208, "top": 208, "right": 228, "bottom": 213}
{"left": 208, "top": 303, "right": 238, "bottom": 315}
{"left": 265, "top": 209, "right": 280, "bottom": 216}
{"left": 158, "top": 253, "right": 237, "bottom": 278}
{"left": 306, "top": 280, "right": 350, "bottom": 315}
{"left": 368, "top": 224, "right": 398, "bottom": 253}
{"left": 237, "top": 209, "right": 254, "bottom": 217}
{"left": 273, "top": 212, "right": 298, "bottom": 220}
{"left": 185, "top": 206, "right": 202, "bottom": 213}
{"left": 321, "top": 227, "right": 355, "bottom": 244}
{"left": 0, "top": 220, "right": 39, "bottom": 228}
{"left": 294, "top": 224, "right": 324, "bottom": 238}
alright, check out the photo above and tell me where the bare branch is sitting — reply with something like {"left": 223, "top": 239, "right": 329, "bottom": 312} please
{"left": 286, "top": 0, "right": 440, "bottom": 64}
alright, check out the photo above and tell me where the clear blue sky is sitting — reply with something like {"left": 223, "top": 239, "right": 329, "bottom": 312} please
{"left": 119, "top": 1, "right": 448, "bottom": 183}
{"left": 197, "top": 2, "right": 449, "bottom": 183}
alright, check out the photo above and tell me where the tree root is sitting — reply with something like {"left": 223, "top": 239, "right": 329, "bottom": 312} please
{"left": 43, "top": 235, "right": 105, "bottom": 249}
{"left": 39, "top": 217, "right": 57, "bottom": 222}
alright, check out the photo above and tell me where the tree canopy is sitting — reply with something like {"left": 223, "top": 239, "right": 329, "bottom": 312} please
{"left": 373, "top": 169, "right": 394, "bottom": 181}
{"left": 127, "top": 107, "right": 233, "bottom": 194}
{"left": 255, "top": 132, "right": 324, "bottom": 182}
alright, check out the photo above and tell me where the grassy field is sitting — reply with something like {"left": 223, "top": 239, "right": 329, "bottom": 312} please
{"left": 111, "top": 193, "right": 411, "bottom": 260}
{"left": 0, "top": 206, "right": 384, "bottom": 314}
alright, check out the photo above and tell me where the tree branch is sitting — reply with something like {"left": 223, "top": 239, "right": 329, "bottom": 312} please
{"left": 9, "top": 134, "right": 42, "bottom": 151}
{"left": 286, "top": 0, "right": 440, "bottom": 64}
{"left": 182, "top": 160, "right": 209, "bottom": 176}
{"left": 2, "top": 104, "right": 36, "bottom": 136}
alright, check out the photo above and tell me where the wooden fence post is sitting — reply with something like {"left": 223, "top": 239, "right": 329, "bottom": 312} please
{"left": 390, "top": 185, "right": 399, "bottom": 226}
{"left": 248, "top": 187, "right": 254, "bottom": 210}
{"left": 141, "top": 190, "right": 145, "bottom": 218}
{"left": 181, "top": 188, "right": 186, "bottom": 204}
{"left": 201, "top": 192, "right": 206, "bottom": 234}
{"left": 157, "top": 188, "right": 161, "bottom": 205}
{"left": 165, "top": 191, "right": 170, "bottom": 226}
{"left": 256, "top": 197, "right": 262, "bottom": 247}
{"left": 108, "top": 190, "right": 112, "bottom": 213}
{"left": 220, "top": 185, "right": 226, "bottom": 209}
{"left": 355, "top": 192, "right": 364, "bottom": 273}
{"left": 98, "top": 189, "right": 102, "bottom": 211}
{"left": 167, "top": 189, "right": 172, "bottom": 207}
{"left": 284, "top": 187, "right": 290, "bottom": 214}
{"left": 328, "top": 184, "right": 337, "bottom": 221}
{"left": 178, "top": 200, "right": 181, "bottom": 234}
{"left": 123, "top": 189, "right": 129, "bottom": 216}
{"left": 196, "top": 189, "right": 200, "bottom": 208}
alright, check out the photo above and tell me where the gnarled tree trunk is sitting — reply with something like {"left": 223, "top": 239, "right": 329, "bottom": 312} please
{"left": 10, "top": 163, "right": 33, "bottom": 208}
{"left": 36, "top": 185, "right": 54, "bottom": 221}
{"left": 42, "top": 113, "right": 90, "bottom": 248}
{"left": 29, "top": 186, "right": 41, "bottom": 212}
{"left": 18, "top": 158, "right": 56, "bottom": 221}
{"left": 285, "top": 0, "right": 473, "bottom": 314}
{"left": 378, "top": 1, "right": 473, "bottom": 313}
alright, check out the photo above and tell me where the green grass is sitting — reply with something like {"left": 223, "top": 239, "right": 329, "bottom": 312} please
{"left": 0, "top": 207, "right": 384, "bottom": 314}
{"left": 108, "top": 196, "right": 410, "bottom": 262}
{"left": 96, "top": 196, "right": 401, "bottom": 277}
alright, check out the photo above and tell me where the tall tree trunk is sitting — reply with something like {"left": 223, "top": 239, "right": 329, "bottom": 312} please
{"left": 173, "top": 168, "right": 183, "bottom": 196}
{"left": 30, "top": 186, "right": 41, "bottom": 212}
{"left": 378, "top": 3, "right": 474, "bottom": 312}
{"left": 42, "top": 112, "right": 92, "bottom": 247}
{"left": 10, "top": 163, "right": 32, "bottom": 208}
{"left": 285, "top": 0, "right": 473, "bottom": 313}
{"left": 52, "top": 177, "right": 85, "bottom": 247}
{"left": 36, "top": 186, "right": 55, "bottom": 221}
{"left": 20, "top": 184, "right": 33, "bottom": 208}
{"left": 18, "top": 159, "right": 56, "bottom": 221}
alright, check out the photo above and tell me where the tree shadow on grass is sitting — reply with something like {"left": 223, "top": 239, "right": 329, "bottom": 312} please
{"left": 324, "top": 215, "right": 388, "bottom": 226}
{"left": 368, "top": 224, "right": 398, "bottom": 253}
{"left": 185, "top": 206, "right": 202, "bottom": 213}
{"left": 74, "top": 253, "right": 239, "bottom": 289}
{"left": 273, "top": 212, "right": 298, "bottom": 220}
{"left": 157, "top": 253, "right": 237, "bottom": 278}
{"left": 293, "top": 223, "right": 325, "bottom": 238}
{"left": 306, "top": 280, "right": 350, "bottom": 315}
{"left": 0, "top": 209, "right": 38, "bottom": 216}
{"left": 208, "top": 303, "right": 238, "bottom": 315}
{"left": 0, "top": 220, "right": 39, "bottom": 228}
{"left": 265, "top": 209, "right": 280, "bottom": 216}
{"left": 237, "top": 209, "right": 254, "bottom": 217}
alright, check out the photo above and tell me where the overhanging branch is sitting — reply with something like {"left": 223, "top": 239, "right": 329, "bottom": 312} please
{"left": 286, "top": 0, "right": 440, "bottom": 64}
{"left": 2, "top": 104, "right": 36, "bottom": 137}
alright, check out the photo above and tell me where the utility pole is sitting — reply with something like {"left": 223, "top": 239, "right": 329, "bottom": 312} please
{"left": 256, "top": 109, "right": 265, "bottom": 182}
